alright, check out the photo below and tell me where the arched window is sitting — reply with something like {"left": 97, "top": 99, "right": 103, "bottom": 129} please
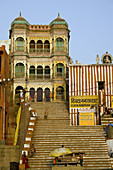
{"left": 37, "top": 88, "right": 43, "bottom": 102}
{"left": 16, "top": 37, "right": 24, "bottom": 51}
{"left": 37, "top": 66, "right": 43, "bottom": 78}
{"left": 56, "top": 86, "right": 64, "bottom": 100}
{"left": 45, "top": 66, "right": 50, "bottom": 79}
{"left": 15, "top": 63, "right": 25, "bottom": 78}
{"left": 56, "top": 37, "right": 64, "bottom": 51}
{"left": 29, "top": 40, "right": 35, "bottom": 52}
{"left": 30, "top": 88, "right": 35, "bottom": 101}
{"left": 15, "top": 86, "right": 24, "bottom": 103}
{"left": 44, "top": 40, "right": 50, "bottom": 52}
{"left": 29, "top": 66, "right": 35, "bottom": 79}
{"left": 37, "top": 40, "right": 43, "bottom": 53}
{"left": 55, "top": 63, "right": 65, "bottom": 76}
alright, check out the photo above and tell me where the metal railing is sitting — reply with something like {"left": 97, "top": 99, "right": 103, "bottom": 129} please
{"left": 29, "top": 48, "right": 50, "bottom": 53}
{"left": 29, "top": 74, "right": 50, "bottom": 80}
{"left": 52, "top": 47, "right": 68, "bottom": 52}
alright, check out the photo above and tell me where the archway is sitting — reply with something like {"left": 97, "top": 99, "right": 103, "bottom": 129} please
{"left": 15, "top": 63, "right": 25, "bottom": 78}
{"left": 45, "top": 88, "right": 50, "bottom": 102}
{"left": 37, "top": 40, "right": 43, "bottom": 52}
{"left": 37, "top": 88, "right": 43, "bottom": 102}
{"left": 29, "top": 40, "right": 35, "bottom": 52}
{"left": 56, "top": 37, "right": 64, "bottom": 51}
{"left": 16, "top": 37, "right": 24, "bottom": 51}
{"left": 15, "top": 86, "right": 24, "bottom": 94}
{"left": 37, "top": 66, "right": 43, "bottom": 78}
{"left": 30, "top": 88, "right": 35, "bottom": 101}
{"left": 55, "top": 63, "right": 65, "bottom": 76}
{"left": 44, "top": 40, "right": 50, "bottom": 52}
{"left": 45, "top": 66, "right": 50, "bottom": 79}
{"left": 29, "top": 66, "right": 35, "bottom": 79}
{"left": 56, "top": 86, "right": 64, "bottom": 100}
{"left": 15, "top": 86, "right": 24, "bottom": 103}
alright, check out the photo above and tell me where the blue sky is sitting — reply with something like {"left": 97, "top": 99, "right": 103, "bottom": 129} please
{"left": 0, "top": 0, "right": 113, "bottom": 64}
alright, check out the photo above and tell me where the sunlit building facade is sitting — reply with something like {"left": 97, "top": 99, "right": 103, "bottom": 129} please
{"left": 10, "top": 13, "right": 70, "bottom": 101}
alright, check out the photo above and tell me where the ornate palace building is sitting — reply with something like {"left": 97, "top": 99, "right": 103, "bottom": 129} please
{"left": 10, "top": 13, "right": 70, "bottom": 101}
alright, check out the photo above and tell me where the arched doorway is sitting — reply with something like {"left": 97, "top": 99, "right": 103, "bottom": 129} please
{"left": 15, "top": 86, "right": 24, "bottom": 94}
{"left": 30, "top": 88, "right": 35, "bottom": 101}
{"left": 37, "top": 88, "right": 43, "bottom": 102}
{"left": 15, "top": 86, "right": 24, "bottom": 104}
{"left": 45, "top": 88, "right": 50, "bottom": 102}
{"left": 56, "top": 86, "right": 64, "bottom": 100}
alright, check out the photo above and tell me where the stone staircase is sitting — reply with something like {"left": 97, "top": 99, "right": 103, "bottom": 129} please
{"left": 27, "top": 102, "right": 112, "bottom": 170}
{"left": 30, "top": 101, "right": 69, "bottom": 119}
{"left": 101, "top": 114, "right": 113, "bottom": 130}
{"left": 111, "top": 158, "right": 113, "bottom": 169}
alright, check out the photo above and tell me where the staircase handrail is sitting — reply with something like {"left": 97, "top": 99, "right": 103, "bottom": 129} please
{"left": 14, "top": 106, "right": 21, "bottom": 146}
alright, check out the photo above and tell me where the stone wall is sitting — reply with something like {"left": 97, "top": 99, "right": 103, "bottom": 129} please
{"left": 18, "top": 102, "right": 31, "bottom": 150}
{"left": 0, "top": 145, "right": 20, "bottom": 170}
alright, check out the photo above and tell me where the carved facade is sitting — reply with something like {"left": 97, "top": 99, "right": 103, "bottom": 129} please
{"left": 10, "top": 13, "right": 70, "bottom": 101}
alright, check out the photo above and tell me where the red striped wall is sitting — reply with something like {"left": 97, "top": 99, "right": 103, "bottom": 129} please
{"left": 69, "top": 64, "right": 113, "bottom": 125}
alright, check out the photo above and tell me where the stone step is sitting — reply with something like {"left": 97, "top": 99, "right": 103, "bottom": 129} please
{"left": 34, "top": 147, "right": 108, "bottom": 151}
{"left": 26, "top": 102, "right": 112, "bottom": 169}
{"left": 33, "top": 135, "right": 105, "bottom": 138}
{"left": 28, "top": 151, "right": 109, "bottom": 155}
{"left": 32, "top": 142, "right": 107, "bottom": 146}
{"left": 33, "top": 132, "right": 104, "bottom": 136}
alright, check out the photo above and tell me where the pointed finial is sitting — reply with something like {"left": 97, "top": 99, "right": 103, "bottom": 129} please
{"left": 20, "top": 12, "right": 21, "bottom": 17}
{"left": 96, "top": 54, "right": 99, "bottom": 64}
{"left": 58, "top": 13, "right": 60, "bottom": 18}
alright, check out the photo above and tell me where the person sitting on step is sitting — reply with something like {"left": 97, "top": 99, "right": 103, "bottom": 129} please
{"left": 44, "top": 110, "right": 48, "bottom": 119}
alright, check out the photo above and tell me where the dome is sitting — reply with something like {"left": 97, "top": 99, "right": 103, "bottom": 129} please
{"left": 11, "top": 12, "right": 30, "bottom": 26}
{"left": 50, "top": 13, "right": 68, "bottom": 27}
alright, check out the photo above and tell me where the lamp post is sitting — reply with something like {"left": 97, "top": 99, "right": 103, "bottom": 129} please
{"left": 0, "top": 78, "right": 10, "bottom": 142}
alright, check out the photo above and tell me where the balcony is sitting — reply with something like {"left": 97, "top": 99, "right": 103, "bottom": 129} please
{"left": 15, "top": 73, "right": 24, "bottom": 78}
{"left": 16, "top": 46, "right": 24, "bottom": 51}
{"left": 55, "top": 73, "right": 65, "bottom": 77}
{"left": 29, "top": 48, "right": 50, "bottom": 53}
{"left": 29, "top": 74, "right": 51, "bottom": 80}
{"left": 52, "top": 47, "right": 68, "bottom": 53}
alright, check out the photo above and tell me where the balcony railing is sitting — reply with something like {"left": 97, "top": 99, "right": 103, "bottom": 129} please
{"left": 29, "top": 74, "right": 51, "bottom": 80}
{"left": 52, "top": 47, "right": 68, "bottom": 53}
{"left": 16, "top": 46, "right": 24, "bottom": 51}
{"left": 15, "top": 73, "right": 24, "bottom": 78}
{"left": 29, "top": 48, "right": 50, "bottom": 53}
{"left": 14, "top": 73, "right": 66, "bottom": 79}
{"left": 55, "top": 73, "right": 65, "bottom": 77}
